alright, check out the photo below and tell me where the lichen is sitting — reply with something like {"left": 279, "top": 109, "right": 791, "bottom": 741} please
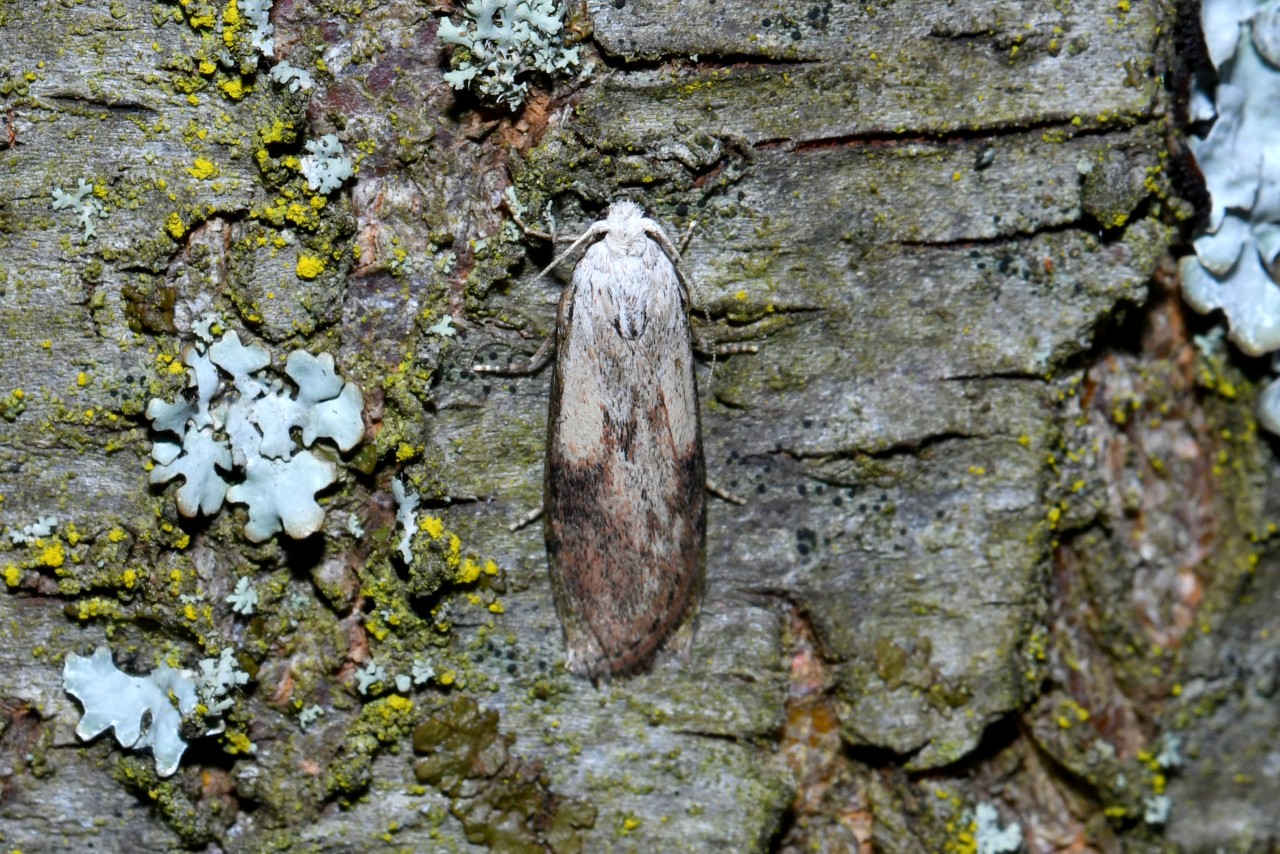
{"left": 436, "top": 0, "right": 581, "bottom": 110}
{"left": 1182, "top": 1, "right": 1280, "bottom": 433}
{"left": 51, "top": 178, "right": 107, "bottom": 243}
{"left": 299, "top": 134, "right": 354, "bottom": 195}
{"left": 63, "top": 645, "right": 247, "bottom": 777}
{"left": 146, "top": 324, "right": 365, "bottom": 541}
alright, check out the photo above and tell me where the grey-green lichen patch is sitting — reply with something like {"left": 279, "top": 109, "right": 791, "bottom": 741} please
{"left": 625, "top": 599, "right": 787, "bottom": 740}
{"left": 1078, "top": 142, "right": 1159, "bottom": 230}
{"left": 322, "top": 693, "right": 419, "bottom": 800}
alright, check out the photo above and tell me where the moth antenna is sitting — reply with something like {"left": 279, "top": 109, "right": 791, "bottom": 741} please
{"left": 645, "top": 223, "right": 699, "bottom": 304}
{"left": 473, "top": 335, "right": 555, "bottom": 376}
{"left": 645, "top": 223, "right": 687, "bottom": 268}
{"left": 650, "top": 221, "right": 737, "bottom": 392}
{"left": 537, "top": 223, "right": 608, "bottom": 279}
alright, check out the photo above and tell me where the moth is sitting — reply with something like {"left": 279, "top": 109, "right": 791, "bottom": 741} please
{"left": 480, "top": 200, "right": 751, "bottom": 679}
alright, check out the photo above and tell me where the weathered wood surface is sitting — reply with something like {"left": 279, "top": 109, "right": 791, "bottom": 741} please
{"left": 0, "top": 0, "right": 1275, "bottom": 851}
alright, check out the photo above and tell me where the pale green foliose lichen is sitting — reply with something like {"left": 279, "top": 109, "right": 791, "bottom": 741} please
{"left": 299, "top": 704, "right": 325, "bottom": 730}
{"left": 355, "top": 659, "right": 388, "bottom": 695}
{"left": 437, "top": 0, "right": 581, "bottom": 110}
{"left": 300, "top": 134, "right": 354, "bottom": 194}
{"left": 147, "top": 322, "right": 365, "bottom": 541}
{"left": 269, "top": 60, "right": 314, "bottom": 92}
{"left": 226, "top": 576, "right": 258, "bottom": 615}
{"left": 51, "top": 178, "right": 107, "bottom": 243}
{"left": 241, "top": 0, "right": 275, "bottom": 57}
{"left": 63, "top": 646, "right": 248, "bottom": 777}
{"left": 1181, "top": 0, "right": 1280, "bottom": 434}
{"left": 391, "top": 477, "right": 418, "bottom": 563}
{"left": 6, "top": 515, "right": 58, "bottom": 545}
{"left": 973, "top": 802, "right": 1022, "bottom": 854}
{"left": 427, "top": 314, "right": 457, "bottom": 337}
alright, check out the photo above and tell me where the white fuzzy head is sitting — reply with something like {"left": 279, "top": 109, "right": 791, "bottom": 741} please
{"left": 602, "top": 200, "right": 651, "bottom": 254}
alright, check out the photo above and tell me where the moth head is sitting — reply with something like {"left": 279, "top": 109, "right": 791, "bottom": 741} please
{"left": 602, "top": 200, "right": 651, "bottom": 253}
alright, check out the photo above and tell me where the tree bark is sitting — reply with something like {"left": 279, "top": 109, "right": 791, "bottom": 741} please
{"left": 0, "top": 0, "right": 1268, "bottom": 851}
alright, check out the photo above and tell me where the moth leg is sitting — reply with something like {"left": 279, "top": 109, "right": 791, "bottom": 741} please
{"left": 504, "top": 204, "right": 557, "bottom": 242}
{"left": 692, "top": 324, "right": 760, "bottom": 357}
{"left": 508, "top": 504, "right": 544, "bottom": 533}
{"left": 503, "top": 198, "right": 588, "bottom": 246}
{"left": 678, "top": 219, "right": 697, "bottom": 254}
{"left": 706, "top": 477, "right": 747, "bottom": 506}
{"left": 472, "top": 336, "right": 555, "bottom": 375}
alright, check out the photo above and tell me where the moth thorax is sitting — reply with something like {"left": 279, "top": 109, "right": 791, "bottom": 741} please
{"left": 613, "top": 270, "right": 650, "bottom": 338}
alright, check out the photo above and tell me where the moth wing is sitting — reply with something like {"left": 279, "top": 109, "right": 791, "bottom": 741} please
{"left": 545, "top": 242, "right": 705, "bottom": 678}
